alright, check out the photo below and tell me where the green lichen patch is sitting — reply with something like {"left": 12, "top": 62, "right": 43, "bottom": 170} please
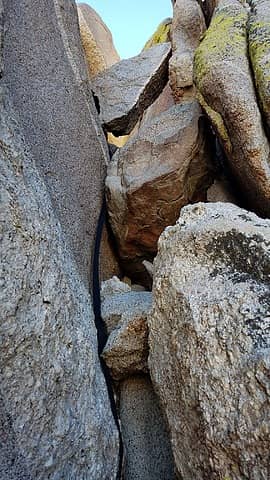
{"left": 143, "top": 18, "right": 172, "bottom": 51}
{"left": 193, "top": 2, "right": 248, "bottom": 151}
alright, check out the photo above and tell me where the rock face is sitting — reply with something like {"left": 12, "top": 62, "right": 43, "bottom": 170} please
{"left": 0, "top": 92, "right": 119, "bottom": 479}
{"left": 78, "top": 2, "right": 120, "bottom": 78}
{"left": 169, "top": 0, "right": 206, "bottom": 102}
{"left": 143, "top": 18, "right": 172, "bottom": 50}
{"left": 149, "top": 202, "right": 270, "bottom": 480}
{"left": 194, "top": 0, "right": 270, "bottom": 217}
{"left": 106, "top": 100, "right": 212, "bottom": 276}
{"left": 248, "top": 0, "right": 270, "bottom": 135}
{"left": 120, "top": 376, "right": 176, "bottom": 480}
{"left": 92, "top": 43, "right": 171, "bottom": 136}
{"left": 102, "top": 291, "right": 151, "bottom": 380}
{"left": 3, "top": 0, "right": 110, "bottom": 287}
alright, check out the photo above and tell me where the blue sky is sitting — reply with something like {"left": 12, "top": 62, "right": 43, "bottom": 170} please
{"left": 82, "top": 1, "right": 172, "bottom": 59}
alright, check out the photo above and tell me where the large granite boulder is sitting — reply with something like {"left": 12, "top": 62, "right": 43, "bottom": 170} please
{"left": 149, "top": 202, "right": 270, "bottom": 480}
{"left": 92, "top": 43, "right": 171, "bottom": 136}
{"left": 248, "top": 0, "right": 270, "bottom": 135}
{"left": 106, "top": 100, "right": 212, "bottom": 278}
{"left": 194, "top": 0, "right": 270, "bottom": 217}
{"left": 78, "top": 2, "right": 120, "bottom": 78}
{"left": 3, "top": 0, "right": 110, "bottom": 287}
{"left": 0, "top": 89, "right": 119, "bottom": 479}
{"left": 169, "top": 0, "right": 206, "bottom": 102}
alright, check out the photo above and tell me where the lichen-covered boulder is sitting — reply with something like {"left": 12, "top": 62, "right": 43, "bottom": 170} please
{"left": 248, "top": 0, "right": 270, "bottom": 134}
{"left": 143, "top": 18, "right": 172, "bottom": 50}
{"left": 78, "top": 3, "right": 120, "bottom": 78}
{"left": 194, "top": 0, "right": 270, "bottom": 217}
{"left": 149, "top": 202, "right": 270, "bottom": 480}
{"left": 106, "top": 100, "right": 212, "bottom": 278}
{"left": 169, "top": 0, "right": 206, "bottom": 102}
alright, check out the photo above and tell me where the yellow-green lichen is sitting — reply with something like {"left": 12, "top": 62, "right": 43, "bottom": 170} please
{"left": 194, "top": 3, "right": 248, "bottom": 87}
{"left": 143, "top": 18, "right": 172, "bottom": 51}
{"left": 248, "top": 17, "right": 270, "bottom": 125}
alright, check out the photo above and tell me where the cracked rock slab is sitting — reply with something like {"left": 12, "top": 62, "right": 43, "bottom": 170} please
{"left": 149, "top": 202, "right": 270, "bottom": 480}
{"left": 92, "top": 42, "right": 171, "bottom": 136}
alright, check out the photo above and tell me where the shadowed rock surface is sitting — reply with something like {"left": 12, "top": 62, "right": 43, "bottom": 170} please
{"left": 3, "top": 0, "right": 109, "bottom": 287}
{"left": 149, "top": 202, "right": 270, "bottom": 480}
{"left": 92, "top": 43, "right": 171, "bottom": 136}
{"left": 194, "top": 0, "right": 270, "bottom": 217}
{"left": 106, "top": 100, "right": 212, "bottom": 277}
{"left": 78, "top": 2, "right": 120, "bottom": 78}
{"left": 120, "top": 376, "right": 176, "bottom": 480}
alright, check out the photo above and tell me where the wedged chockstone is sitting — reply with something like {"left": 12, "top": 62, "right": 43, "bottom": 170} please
{"left": 106, "top": 100, "right": 212, "bottom": 278}
{"left": 248, "top": 0, "right": 270, "bottom": 134}
{"left": 0, "top": 97, "right": 119, "bottom": 479}
{"left": 149, "top": 202, "right": 270, "bottom": 480}
{"left": 3, "top": 0, "right": 110, "bottom": 287}
{"left": 194, "top": 0, "right": 270, "bottom": 217}
{"left": 92, "top": 42, "right": 171, "bottom": 136}
{"left": 101, "top": 291, "right": 152, "bottom": 381}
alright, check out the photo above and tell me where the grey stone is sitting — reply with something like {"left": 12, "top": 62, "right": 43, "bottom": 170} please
{"left": 106, "top": 101, "right": 212, "bottom": 278}
{"left": 149, "top": 202, "right": 270, "bottom": 480}
{"left": 102, "top": 308, "right": 149, "bottom": 381}
{"left": 3, "top": 0, "right": 110, "bottom": 287}
{"left": 101, "top": 290, "right": 152, "bottom": 334}
{"left": 92, "top": 43, "right": 171, "bottom": 136}
{"left": 0, "top": 91, "right": 119, "bottom": 479}
{"left": 101, "top": 276, "right": 131, "bottom": 302}
{"left": 120, "top": 376, "right": 176, "bottom": 480}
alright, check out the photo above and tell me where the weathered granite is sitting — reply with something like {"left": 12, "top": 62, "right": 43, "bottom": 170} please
{"left": 143, "top": 18, "right": 172, "bottom": 50}
{"left": 106, "top": 100, "right": 212, "bottom": 277}
{"left": 248, "top": 0, "right": 270, "bottom": 135}
{"left": 92, "top": 42, "right": 171, "bottom": 136}
{"left": 120, "top": 376, "right": 176, "bottom": 480}
{"left": 149, "top": 202, "right": 270, "bottom": 479}
{"left": 194, "top": 0, "right": 270, "bottom": 217}
{"left": 3, "top": 0, "right": 110, "bottom": 287}
{"left": 169, "top": 0, "right": 206, "bottom": 102}
{"left": 78, "top": 2, "right": 120, "bottom": 78}
{"left": 0, "top": 89, "right": 119, "bottom": 480}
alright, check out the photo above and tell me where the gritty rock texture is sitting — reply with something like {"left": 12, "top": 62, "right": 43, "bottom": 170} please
{"left": 169, "top": 0, "right": 206, "bottom": 102}
{"left": 207, "top": 178, "right": 238, "bottom": 203}
{"left": 3, "top": 0, "right": 110, "bottom": 287}
{"left": 102, "top": 303, "right": 150, "bottom": 381}
{"left": 194, "top": 0, "right": 270, "bottom": 217}
{"left": 106, "top": 100, "right": 212, "bottom": 276}
{"left": 120, "top": 376, "right": 176, "bottom": 480}
{"left": 248, "top": 0, "right": 270, "bottom": 135}
{"left": 0, "top": 94, "right": 119, "bottom": 479}
{"left": 197, "top": 0, "right": 218, "bottom": 24}
{"left": 101, "top": 290, "right": 152, "bottom": 335}
{"left": 92, "top": 43, "right": 171, "bottom": 136}
{"left": 149, "top": 202, "right": 270, "bottom": 480}
{"left": 78, "top": 2, "right": 120, "bottom": 78}
{"left": 138, "top": 82, "right": 175, "bottom": 128}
